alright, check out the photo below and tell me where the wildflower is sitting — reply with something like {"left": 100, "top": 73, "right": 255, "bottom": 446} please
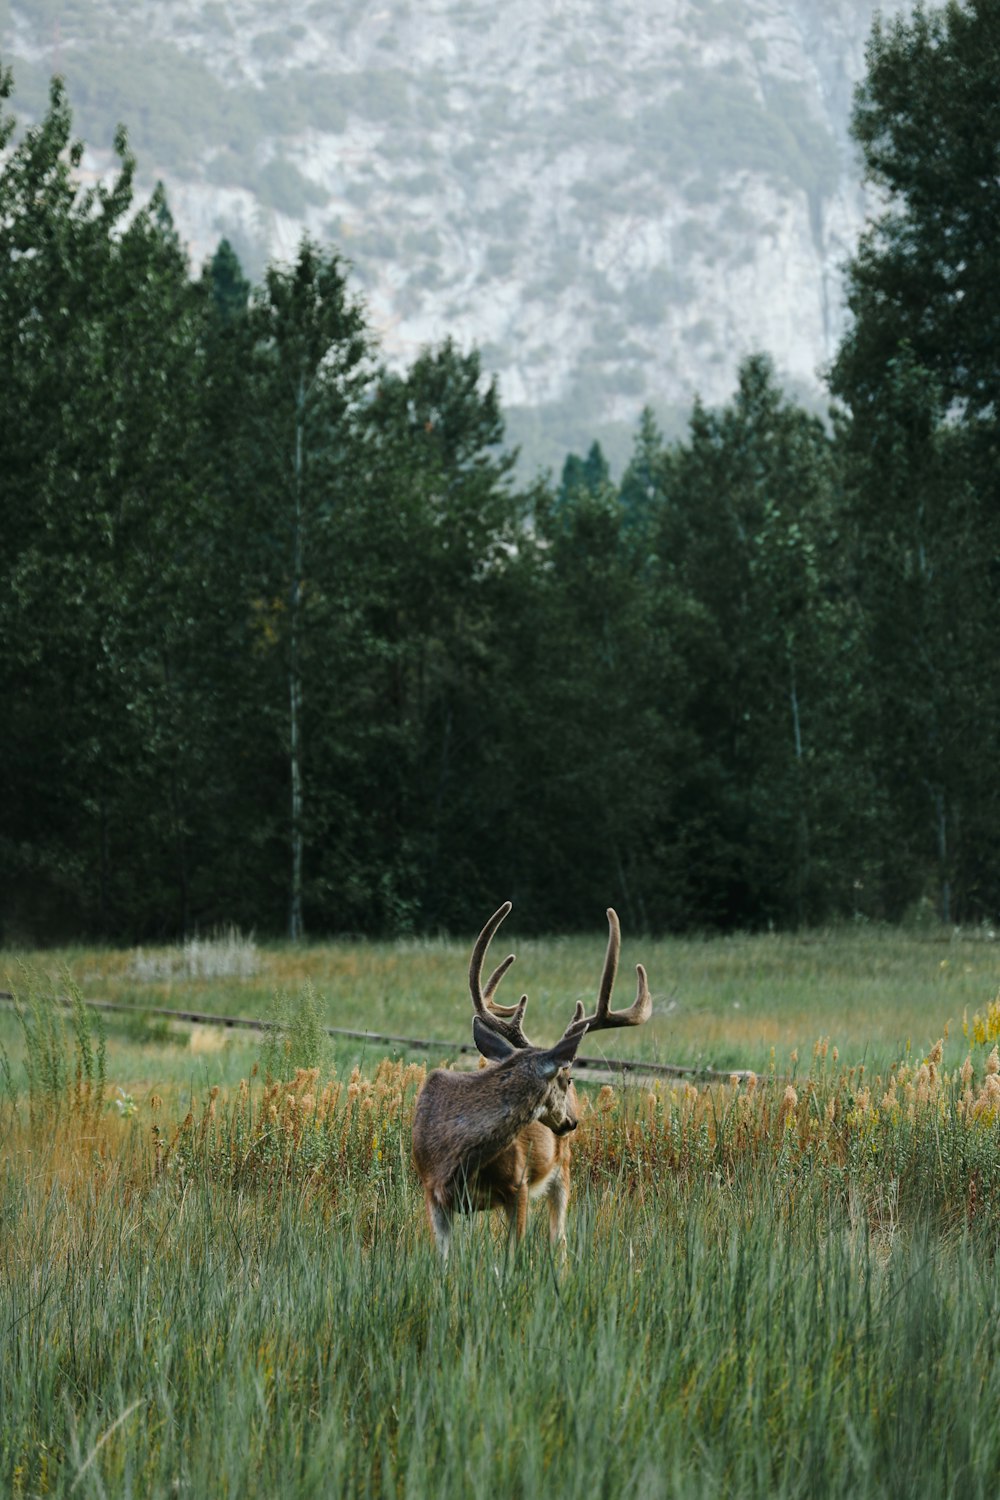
{"left": 987, "top": 1046, "right": 999, "bottom": 1076}
{"left": 971, "top": 1073, "right": 1000, "bottom": 1120}
{"left": 928, "top": 1038, "right": 944, "bottom": 1066}
{"left": 113, "top": 1088, "right": 137, "bottom": 1119}
{"left": 318, "top": 1082, "right": 341, "bottom": 1123}
{"left": 779, "top": 1084, "right": 798, "bottom": 1129}
{"left": 961, "top": 1055, "right": 974, "bottom": 1089}
{"left": 915, "top": 1064, "right": 931, "bottom": 1106}
{"left": 597, "top": 1085, "right": 616, "bottom": 1113}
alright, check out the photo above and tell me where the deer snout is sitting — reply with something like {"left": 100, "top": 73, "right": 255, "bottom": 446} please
{"left": 551, "top": 1118, "right": 577, "bottom": 1136}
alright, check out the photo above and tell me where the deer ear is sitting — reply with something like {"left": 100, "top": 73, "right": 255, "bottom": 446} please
{"left": 473, "top": 1015, "right": 516, "bottom": 1062}
{"left": 538, "top": 1029, "right": 583, "bottom": 1078}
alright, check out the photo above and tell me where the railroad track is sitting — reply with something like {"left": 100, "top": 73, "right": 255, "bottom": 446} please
{"left": 0, "top": 990, "right": 759, "bottom": 1084}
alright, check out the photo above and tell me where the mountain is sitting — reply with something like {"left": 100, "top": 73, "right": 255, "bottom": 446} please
{"left": 2, "top": 0, "right": 912, "bottom": 472}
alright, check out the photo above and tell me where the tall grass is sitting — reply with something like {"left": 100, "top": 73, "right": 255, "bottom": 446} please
{"left": 4, "top": 976, "right": 1000, "bottom": 1495}
{"left": 4, "top": 1116, "right": 1000, "bottom": 1496}
{"left": 127, "top": 925, "right": 260, "bottom": 982}
{"left": 3, "top": 967, "right": 106, "bottom": 1125}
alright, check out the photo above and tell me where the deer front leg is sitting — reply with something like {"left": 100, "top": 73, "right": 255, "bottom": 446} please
{"left": 516, "top": 1179, "right": 529, "bottom": 1241}
{"left": 504, "top": 1181, "right": 529, "bottom": 1248}
{"left": 426, "top": 1192, "right": 452, "bottom": 1262}
{"left": 547, "top": 1160, "right": 570, "bottom": 1251}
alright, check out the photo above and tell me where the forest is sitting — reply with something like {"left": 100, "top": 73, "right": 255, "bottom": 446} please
{"left": 2, "top": 2, "right": 999, "bottom": 943}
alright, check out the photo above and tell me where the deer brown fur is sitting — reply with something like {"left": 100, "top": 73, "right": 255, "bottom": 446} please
{"left": 411, "top": 902, "right": 651, "bottom": 1259}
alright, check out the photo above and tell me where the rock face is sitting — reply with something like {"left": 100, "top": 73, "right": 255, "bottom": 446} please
{"left": 4, "top": 0, "right": 912, "bottom": 469}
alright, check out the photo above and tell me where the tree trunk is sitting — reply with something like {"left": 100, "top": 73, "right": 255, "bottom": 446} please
{"left": 789, "top": 650, "right": 810, "bottom": 925}
{"left": 933, "top": 787, "right": 950, "bottom": 926}
{"left": 288, "top": 381, "right": 305, "bottom": 941}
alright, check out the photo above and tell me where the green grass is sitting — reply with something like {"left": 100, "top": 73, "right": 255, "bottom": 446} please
{"left": 3, "top": 1120, "right": 1000, "bottom": 1497}
{"left": 4, "top": 922, "right": 996, "bottom": 1084}
{"left": 3, "top": 930, "right": 1000, "bottom": 1497}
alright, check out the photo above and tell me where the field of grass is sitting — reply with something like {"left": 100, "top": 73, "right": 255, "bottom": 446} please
{"left": 3, "top": 926, "right": 1000, "bottom": 1497}
{"left": 3, "top": 919, "right": 997, "bottom": 1084}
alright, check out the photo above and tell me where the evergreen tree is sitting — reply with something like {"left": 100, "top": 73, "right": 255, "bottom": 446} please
{"left": 240, "top": 240, "right": 370, "bottom": 939}
{"left": 350, "top": 341, "right": 527, "bottom": 930}
{"left": 619, "top": 405, "right": 666, "bottom": 543}
{"left": 835, "top": 0, "right": 1000, "bottom": 425}
{"left": 0, "top": 73, "right": 206, "bottom": 938}
{"left": 558, "top": 440, "right": 611, "bottom": 505}
{"left": 654, "top": 356, "right": 851, "bottom": 924}
{"left": 831, "top": 0, "right": 1000, "bottom": 920}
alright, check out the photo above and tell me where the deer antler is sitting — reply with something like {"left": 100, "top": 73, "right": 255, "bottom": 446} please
{"left": 469, "top": 902, "right": 532, "bottom": 1049}
{"left": 482, "top": 952, "right": 519, "bottom": 1015}
{"left": 578, "top": 908, "right": 652, "bottom": 1033}
{"left": 472, "top": 904, "right": 645, "bottom": 1056}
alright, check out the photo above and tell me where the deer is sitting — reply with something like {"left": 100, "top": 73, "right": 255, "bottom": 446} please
{"left": 411, "top": 902, "right": 651, "bottom": 1260}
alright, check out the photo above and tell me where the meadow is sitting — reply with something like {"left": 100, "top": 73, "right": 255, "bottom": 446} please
{"left": 3, "top": 924, "right": 1000, "bottom": 1497}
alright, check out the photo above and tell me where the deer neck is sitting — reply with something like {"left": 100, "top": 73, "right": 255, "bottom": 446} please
{"left": 449, "top": 1054, "right": 553, "bottom": 1180}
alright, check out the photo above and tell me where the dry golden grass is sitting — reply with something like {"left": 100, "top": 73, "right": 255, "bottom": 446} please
{"left": 5, "top": 982, "right": 1000, "bottom": 1497}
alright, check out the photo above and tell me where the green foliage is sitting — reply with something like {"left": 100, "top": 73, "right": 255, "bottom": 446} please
{"left": 831, "top": 0, "right": 1000, "bottom": 923}
{"left": 206, "top": 237, "right": 250, "bottom": 323}
{"left": 7, "top": 969, "right": 106, "bottom": 1124}
{"left": 558, "top": 439, "right": 611, "bottom": 503}
{"left": 840, "top": 0, "right": 1000, "bottom": 420}
{"left": 2, "top": 32, "right": 1000, "bottom": 944}
{"left": 643, "top": 355, "right": 856, "bottom": 926}
{"left": 258, "top": 982, "right": 328, "bottom": 1080}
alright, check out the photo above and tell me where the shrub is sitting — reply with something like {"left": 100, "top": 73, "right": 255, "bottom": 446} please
{"left": 5, "top": 968, "right": 106, "bottom": 1126}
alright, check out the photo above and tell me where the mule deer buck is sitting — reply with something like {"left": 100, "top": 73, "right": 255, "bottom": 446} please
{"left": 411, "top": 902, "right": 651, "bottom": 1259}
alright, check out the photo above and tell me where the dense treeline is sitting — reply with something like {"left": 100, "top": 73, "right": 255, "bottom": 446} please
{"left": 2, "top": 2, "right": 999, "bottom": 941}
